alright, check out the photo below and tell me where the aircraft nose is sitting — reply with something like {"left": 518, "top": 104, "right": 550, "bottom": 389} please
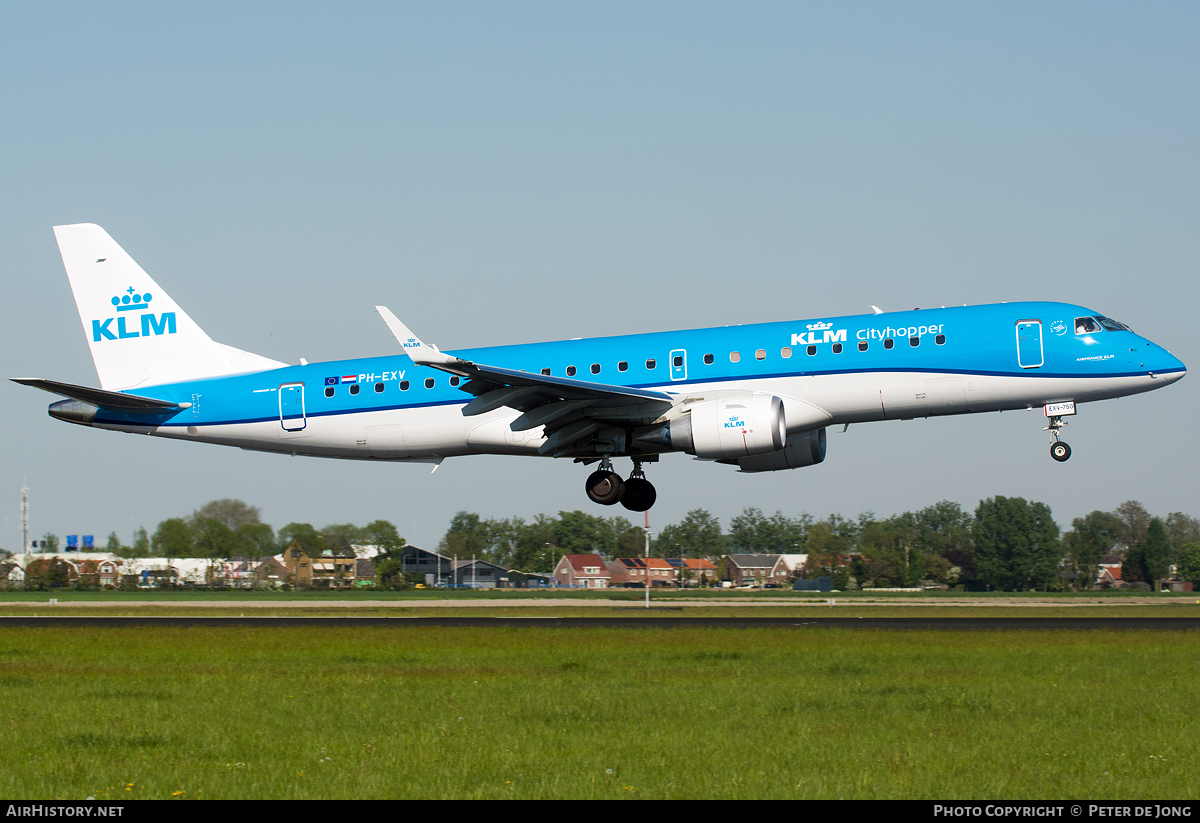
{"left": 1162, "top": 353, "right": 1186, "bottom": 381}
{"left": 1147, "top": 340, "right": 1186, "bottom": 383}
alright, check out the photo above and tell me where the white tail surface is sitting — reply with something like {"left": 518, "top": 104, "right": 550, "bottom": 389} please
{"left": 54, "top": 223, "right": 285, "bottom": 390}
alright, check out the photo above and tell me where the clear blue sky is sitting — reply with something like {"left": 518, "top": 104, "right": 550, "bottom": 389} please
{"left": 2, "top": 2, "right": 1197, "bottom": 550}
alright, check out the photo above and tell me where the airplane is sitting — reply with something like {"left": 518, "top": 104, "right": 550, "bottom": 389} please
{"left": 13, "top": 223, "right": 1187, "bottom": 512}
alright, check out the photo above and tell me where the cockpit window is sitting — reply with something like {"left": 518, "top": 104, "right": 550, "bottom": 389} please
{"left": 1094, "top": 315, "right": 1131, "bottom": 332}
{"left": 1074, "top": 317, "right": 1101, "bottom": 334}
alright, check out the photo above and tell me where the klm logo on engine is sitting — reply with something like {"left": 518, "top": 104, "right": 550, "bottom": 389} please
{"left": 791, "top": 321, "right": 847, "bottom": 346}
{"left": 92, "top": 287, "right": 176, "bottom": 342}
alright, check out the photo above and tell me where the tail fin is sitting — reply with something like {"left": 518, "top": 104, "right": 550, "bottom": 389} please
{"left": 54, "top": 223, "right": 285, "bottom": 390}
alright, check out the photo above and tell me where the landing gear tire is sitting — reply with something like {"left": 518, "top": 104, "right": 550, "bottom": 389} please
{"left": 1050, "top": 442, "right": 1071, "bottom": 462}
{"left": 620, "top": 477, "right": 657, "bottom": 512}
{"left": 586, "top": 470, "right": 624, "bottom": 505}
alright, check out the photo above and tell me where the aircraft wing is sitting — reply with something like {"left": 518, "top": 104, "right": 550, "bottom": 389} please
{"left": 10, "top": 378, "right": 187, "bottom": 414}
{"left": 376, "top": 307, "right": 676, "bottom": 455}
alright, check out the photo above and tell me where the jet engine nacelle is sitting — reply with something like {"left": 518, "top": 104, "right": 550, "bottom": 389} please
{"left": 662, "top": 394, "right": 786, "bottom": 459}
{"left": 719, "top": 428, "right": 827, "bottom": 473}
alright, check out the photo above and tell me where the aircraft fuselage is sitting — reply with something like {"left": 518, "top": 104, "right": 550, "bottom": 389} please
{"left": 76, "top": 301, "right": 1184, "bottom": 462}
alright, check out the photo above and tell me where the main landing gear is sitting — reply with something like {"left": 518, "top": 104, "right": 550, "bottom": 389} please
{"left": 1045, "top": 415, "right": 1071, "bottom": 462}
{"left": 585, "top": 457, "right": 657, "bottom": 512}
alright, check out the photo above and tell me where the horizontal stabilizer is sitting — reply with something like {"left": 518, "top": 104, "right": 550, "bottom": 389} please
{"left": 10, "top": 378, "right": 186, "bottom": 414}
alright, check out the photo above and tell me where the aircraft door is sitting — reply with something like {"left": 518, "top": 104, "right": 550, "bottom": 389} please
{"left": 669, "top": 349, "right": 687, "bottom": 381}
{"left": 279, "top": 383, "right": 306, "bottom": 431}
{"left": 1016, "top": 320, "right": 1044, "bottom": 369}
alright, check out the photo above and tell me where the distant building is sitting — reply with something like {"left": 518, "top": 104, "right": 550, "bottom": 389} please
{"left": 719, "top": 555, "right": 783, "bottom": 586}
{"left": 0, "top": 562, "right": 25, "bottom": 589}
{"left": 772, "top": 554, "right": 808, "bottom": 581}
{"left": 355, "top": 557, "right": 375, "bottom": 587}
{"left": 449, "top": 558, "right": 508, "bottom": 589}
{"left": 280, "top": 542, "right": 357, "bottom": 588}
{"left": 554, "top": 554, "right": 611, "bottom": 588}
{"left": 213, "top": 556, "right": 289, "bottom": 589}
{"left": 607, "top": 557, "right": 676, "bottom": 587}
{"left": 505, "top": 570, "right": 552, "bottom": 588}
{"left": 396, "top": 546, "right": 453, "bottom": 586}
{"left": 665, "top": 557, "right": 718, "bottom": 587}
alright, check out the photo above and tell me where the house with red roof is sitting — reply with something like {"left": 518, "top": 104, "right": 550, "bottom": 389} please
{"left": 553, "top": 554, "right": 611, "bottom": 588}
{"left": 607, "top": 557, "right": 676, "bottom": 587}
{"left": 666, "top": 557, "right": 718, "bottom": 587}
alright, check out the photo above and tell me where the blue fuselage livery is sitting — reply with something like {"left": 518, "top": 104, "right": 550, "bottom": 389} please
{"left": 14, "top": 224, "right": 1187, "bottom": 513}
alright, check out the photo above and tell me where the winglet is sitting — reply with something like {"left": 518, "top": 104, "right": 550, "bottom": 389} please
{"left": 374, "top": 307, "right": 466, "bottom": 368}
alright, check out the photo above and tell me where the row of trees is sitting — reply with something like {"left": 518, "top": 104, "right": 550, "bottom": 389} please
{"left": 438, "top": 499, "right": 1200, "bottom": 592}
{"left": 15, "top": 497, "right": 1200, "bottom": 593}
{"left": 30, "top": 499, "right": 408, "bottom": 565}
{"left": 436, "top": 511, "right": 646, "bottom": 572}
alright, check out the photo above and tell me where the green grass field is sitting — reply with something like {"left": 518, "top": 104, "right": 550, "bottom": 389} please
{"left": 0, "top": 624, "right": 1196, "bottom": 799}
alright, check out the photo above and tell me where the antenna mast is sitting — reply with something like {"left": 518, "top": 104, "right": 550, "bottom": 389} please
{"left": 20, "top": 481, "right": 29, "bottom": 554}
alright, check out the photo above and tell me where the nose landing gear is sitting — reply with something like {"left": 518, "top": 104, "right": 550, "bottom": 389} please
{"left": 583, "top": 457, "right": 657, "bottom": 511}
{"left": 1045, "top": 415, "right": 1071, "bottom": 462}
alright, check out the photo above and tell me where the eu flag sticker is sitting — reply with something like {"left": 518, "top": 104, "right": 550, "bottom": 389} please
{"left": 325, "top": 376, "right": 340, "bottom": 386}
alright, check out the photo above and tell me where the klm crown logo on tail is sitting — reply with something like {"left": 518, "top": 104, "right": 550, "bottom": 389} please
{"left": 92, "top": 287, "right": 176, "bottom": 342}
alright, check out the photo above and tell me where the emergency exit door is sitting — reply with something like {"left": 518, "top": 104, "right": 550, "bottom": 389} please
{"left": 1016, "top": 320, "right": 1044, "bottom": 369}
{"left": 279, "top": 383, "right": 306, "bottom": 431}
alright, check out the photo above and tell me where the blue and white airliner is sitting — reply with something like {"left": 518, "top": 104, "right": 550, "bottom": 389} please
{"left": 14, "top": 223, "right": 1187, "bottom": 512}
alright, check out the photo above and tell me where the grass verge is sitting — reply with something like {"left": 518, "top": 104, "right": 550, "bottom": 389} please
{"left": 0, "top": 625, "right": 1196, "bottom": 799}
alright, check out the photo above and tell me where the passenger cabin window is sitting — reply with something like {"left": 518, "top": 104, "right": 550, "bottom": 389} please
{"left": 703, "top": 353, "right": 714, "bottom": 365}
{"left": 935, "top": 334, "right": 946, "bottom": 345}
{"left": 324, "top": 386, "right": 335, "bottom": 398}
{"left": 806, "top": 345, "right": 816, "bottom": 356}
{"left": 909, "top": 336, "right": 919, "bottom": 347}
{"left": 400, "top": 380, "right": 410, "bottom": 391}
{"left": 755, "top": 349, "right": 766, "bottom": 361}
{"left": 618, "top": 361, "right": 628, "bottom": 372}
{"left": 591, "top": 364, "right": 601, "bottom": 374}
{"left": 645, "top": 359, "right": 656, "bottom": 370}
{"left": 883, "top": 338, "right": 894, "bottom": 350}
{"left": 858, "top": 341, "right": 868, "bottom": 352}
{"left": 566, "top": 366, "right": 577, "bottom": 377}
{"left": 780, "top": 347, "right": 792, "bottom": 358}
{"left": 730, "top": 352, "right": 741, "bottom": 363}
{"left": 541, "top": 368, "right": 551, "bottom": 375}
{"left": 350, "top": 384, "right": 360, "bottom": 395}
{"left": 832, "top": 343, "right": 843, "bottom": 354}
{"left": 673, "top": 355, "right": 683, "bottom": 368}
{"left": 450, "top": 376, "right": 461, "bottom": 387}
{"left": 424, "top": 378, "right": 435, "bottom": 389}
{"left": 374, "top": 382, "right": 384, "bottom": 393}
